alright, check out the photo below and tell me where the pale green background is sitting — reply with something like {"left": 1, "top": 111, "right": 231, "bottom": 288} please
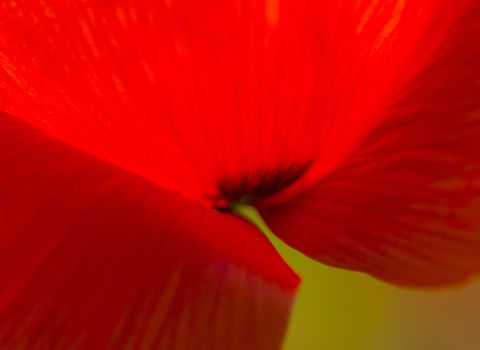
{"left": 235, "top": 205, "right": 480, "bottom": 350}
{"left": 282, "top": 246, "right": 480, "bottom": 350}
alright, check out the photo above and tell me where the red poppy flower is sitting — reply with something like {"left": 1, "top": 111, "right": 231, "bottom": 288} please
{"left": 1, "top": 0, "right": 479, "bottom": 348}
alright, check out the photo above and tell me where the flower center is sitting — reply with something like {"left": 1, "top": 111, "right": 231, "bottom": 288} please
{"left": 212, "top": 161, "right": 312, "bottom": 211}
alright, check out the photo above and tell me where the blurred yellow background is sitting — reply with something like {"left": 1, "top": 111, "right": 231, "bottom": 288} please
{"left": 280, "top": 241, "right": 480, "bottom": 350}
{"left": 235, "top": 205, "right": 480, "bottom": 350}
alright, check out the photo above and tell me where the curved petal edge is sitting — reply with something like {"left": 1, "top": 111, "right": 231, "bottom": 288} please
{"left": 0, "top": 112, "right": 298, "bottom": 349}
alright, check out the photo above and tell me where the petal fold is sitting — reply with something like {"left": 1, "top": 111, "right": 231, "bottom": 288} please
{"left": 261, "top": 1, "right": 480, "bottom": 286}
{"left": 0, "top": 112, "right": 298, "bottom": 349}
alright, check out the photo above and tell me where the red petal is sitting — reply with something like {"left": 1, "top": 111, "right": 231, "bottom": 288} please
{"left": 4, "top": 1, "right": 472, "bottom": 208}
{"left": 0, "top": 0, "right": 316, "bottom": 204}
{"left": 261, "top": 2, "right": 480, "bottom": 286}
{"left": 0, "top": 112, "right": 298, "bottom": 349}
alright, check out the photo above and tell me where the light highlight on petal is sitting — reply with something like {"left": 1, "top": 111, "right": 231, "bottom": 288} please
{"left": 0, "top": 112, "right": 298, "bottom": 349}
